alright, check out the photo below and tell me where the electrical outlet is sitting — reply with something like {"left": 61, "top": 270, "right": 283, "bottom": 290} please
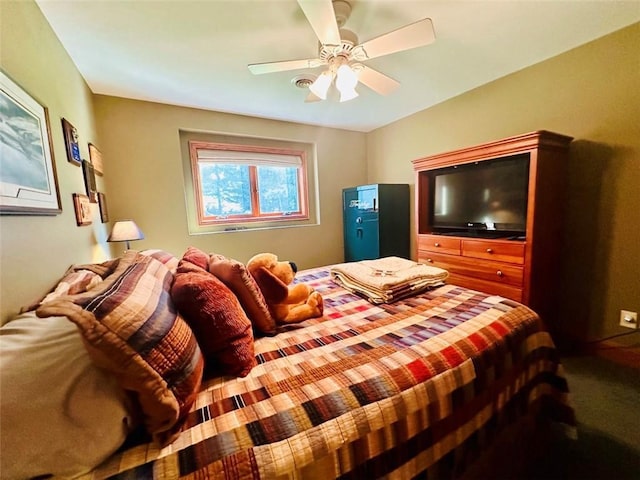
{"left": 619, "top": 310, "right": 638, "bottom": 329}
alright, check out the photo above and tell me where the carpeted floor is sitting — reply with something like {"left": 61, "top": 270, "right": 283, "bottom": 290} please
{"left": 534, "top": 353, "right": 640, "bottom": 480}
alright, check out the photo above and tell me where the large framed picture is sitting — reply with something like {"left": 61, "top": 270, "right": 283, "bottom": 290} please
{"left": 0, "top": 71, "right": 62, "bottom": 215}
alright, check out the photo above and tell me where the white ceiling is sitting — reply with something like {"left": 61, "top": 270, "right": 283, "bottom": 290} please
{"left": 36, "top": 1, "right": 640, "bottom": 133}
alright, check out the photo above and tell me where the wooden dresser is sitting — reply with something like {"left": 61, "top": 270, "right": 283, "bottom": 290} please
{"left": 413, "top": 131, "right": 573, "bottom": 324}
{"left": 418, "top": 234, "right": 526, "bottom": 301}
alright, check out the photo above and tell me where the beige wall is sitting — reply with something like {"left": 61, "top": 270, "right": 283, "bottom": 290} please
{"left": 92, "top": 96, "right": 366, "bottom": 269}
{"left": 367, "top": 23, "right": 640, "bottom": 344}
{"left": 0, "top": 1, "right": 111, "bottom": 324}
{"left": 0, "top": 0, "right": 367, "bottom": 324}
{"left": 2, "top": 0, "right": 637, "bottom": 347}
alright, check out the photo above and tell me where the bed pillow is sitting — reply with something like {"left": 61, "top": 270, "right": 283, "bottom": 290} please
{"left": 36, "top": 251, "right": 204, "bottom": 447}
{"left": 172, "top": 259, "right": 256, "bottom": 377}
{"left": 208, "top": 254, "right": 276, "bottom": 336}
{"left": 0, "top": 312, "right": 135, "bottom": 478}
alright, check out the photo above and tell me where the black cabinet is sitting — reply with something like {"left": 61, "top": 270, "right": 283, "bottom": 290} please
{"left": 343, "top": 184, "right": 410, "bottom": 262}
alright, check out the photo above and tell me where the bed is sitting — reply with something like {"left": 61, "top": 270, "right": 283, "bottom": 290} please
{"left": 0, "top": 251, "right": 574, "bottom": 479}
{"left": 83, "top": 262, "right": 574, "bottom": 479}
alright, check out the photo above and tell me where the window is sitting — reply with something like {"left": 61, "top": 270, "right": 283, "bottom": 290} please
{"left": 188, "top": 141, "right": 309, "bottom": 228}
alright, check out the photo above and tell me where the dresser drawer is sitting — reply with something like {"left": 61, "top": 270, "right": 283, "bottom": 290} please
{"left": 419, "top": 251, "right": 524, "bottom": 287}
{"left": 418, "top": 250, "right": 460, "bottom": 272}
{"left": 462, "top": 239, "right": 525, "bottom": 264}
{"left": 446, "top": 273, "right": 524, "bottom": 303}
{"left": 418, "top": 234, "right": 461, "bottom": 255}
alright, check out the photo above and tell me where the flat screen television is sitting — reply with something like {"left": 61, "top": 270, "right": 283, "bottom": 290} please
{"left": 429, "top": 153, "right": 530, "bottom": 238}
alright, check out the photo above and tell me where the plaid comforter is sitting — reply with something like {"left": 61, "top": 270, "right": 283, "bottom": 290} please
{"left": 83, "top": 266, "right": 574, "bottom": 479}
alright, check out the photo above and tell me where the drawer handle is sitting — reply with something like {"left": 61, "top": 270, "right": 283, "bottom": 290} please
{"left": 434, "top": 242, "right": 440, "bottom": 247}
{"left": 496, "top": 270, "right": 503, "bottom": 277}
{"left": 486, "top": 248, "right": 493, "bottom": 253}
{"left": 426, "top": 258, "right": 433, "bottom": 263}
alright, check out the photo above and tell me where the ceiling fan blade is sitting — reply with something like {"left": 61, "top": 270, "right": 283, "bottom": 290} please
{"left": 248, "top": 58, "right": 324, "bottom": 75}
{"left": 297, "top": 0, "right": 341, "bottom": 45}
{"left": 359, "top": 18, "right": 435, "bottom": 60}
{"left": 305, "top": 91, "right": 322, "bottom": 103}
{"left": 357, "top": 66, "right": 400, "bottom": 96}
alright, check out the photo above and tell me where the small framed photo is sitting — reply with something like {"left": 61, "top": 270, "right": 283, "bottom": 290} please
{"left": 72, "top": 193, "right": 92, "bottom": 226}
{"left": 0, "top": 71, "right": 62, "bottom": 215}
{"left": 88, "top": 143, "right": 104, "bottom": 176}
{"left": 82, "top": 159, "right": 97, "bottom": 203}
{"left": 62, "top": 117, "right": 82, "bottom": 166}
{"left": 97, "top": 192, "right": 109, "bottom": 223}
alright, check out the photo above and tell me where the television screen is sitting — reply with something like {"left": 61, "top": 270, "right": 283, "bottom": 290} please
{"left": 431, "top": 154, "right": 530, "bottom": 236}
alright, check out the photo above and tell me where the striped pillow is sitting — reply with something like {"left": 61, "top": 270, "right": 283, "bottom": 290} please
{"left": 20, "top": 259, "right": 119, "bottom": 313}
{"left": 40, "top": 270, "right": 102, "bottom": 304}
{"left": 140, "top": 249, "right": 179, "bottom": 273}
{"left": 36, "top": 251, "right": 204, "bottom": 447}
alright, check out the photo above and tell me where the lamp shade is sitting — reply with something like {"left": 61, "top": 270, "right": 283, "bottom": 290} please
{"left": 107, "top": 220, "right": 144, "bottom": 250}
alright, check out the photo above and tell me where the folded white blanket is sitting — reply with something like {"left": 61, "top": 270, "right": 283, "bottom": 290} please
{"left": 330, "top": 257, "right": 448, "bottom": 304}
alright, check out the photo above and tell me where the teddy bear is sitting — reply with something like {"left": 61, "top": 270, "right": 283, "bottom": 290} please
{"left": 247, "top": 253, "right": 323, "bottom": 324}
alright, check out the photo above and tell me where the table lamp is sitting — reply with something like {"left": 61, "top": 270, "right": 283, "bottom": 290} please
{"left": 107, "top": 220, "right": 145, "bottom": 250}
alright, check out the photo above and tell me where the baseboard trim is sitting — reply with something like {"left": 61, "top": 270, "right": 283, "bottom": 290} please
{"left": 586, "top": 340, "right": 640, "bottom": 369}
{"left": 552, "top": 329, "right": 640, "bottom": 369}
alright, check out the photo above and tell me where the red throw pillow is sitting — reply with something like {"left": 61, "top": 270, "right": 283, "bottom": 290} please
{"left": 172, "top": 260, "right": 256, "bottom": 377}
{"left": 181, "top": 246, "right": 210, "bottom": 271}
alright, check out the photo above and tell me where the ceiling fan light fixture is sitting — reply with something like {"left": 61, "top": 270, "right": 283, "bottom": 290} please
{"left": 339, "top": 86, "right": 359, "bottom": 102}
{"left": 336, "top": 63, "right": 358, "bottom": 89}
{"left": 248, "top": 1, "right": 437, "bottom": 104}
{"left": 309, "top": 71, "right": 333, "bottom": 100}
{"left": 335, "top": 62, "right": 359, "bottom": 102}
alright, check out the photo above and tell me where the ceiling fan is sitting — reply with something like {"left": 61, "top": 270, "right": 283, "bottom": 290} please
{"left": 248, "top": 0, "right": 435, "bottom": 103}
